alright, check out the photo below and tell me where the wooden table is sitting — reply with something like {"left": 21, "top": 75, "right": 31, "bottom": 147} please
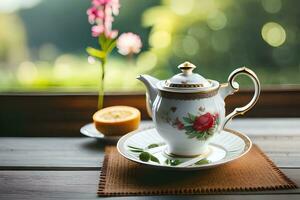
{"left": 1, "top": 119, "right": 300, "bottom": 200}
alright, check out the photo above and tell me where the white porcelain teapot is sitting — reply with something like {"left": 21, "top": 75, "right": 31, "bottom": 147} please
{"left": 137, "top": 61, "right": 260, "bottom": 157}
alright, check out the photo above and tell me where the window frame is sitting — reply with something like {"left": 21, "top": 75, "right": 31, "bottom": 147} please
{"left": 0, "top": 88, "right": 299, "bottom": 136}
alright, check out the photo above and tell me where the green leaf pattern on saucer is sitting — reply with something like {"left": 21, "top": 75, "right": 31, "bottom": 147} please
{"left": 128, "top": 143, "right": 165, "bottom": 164}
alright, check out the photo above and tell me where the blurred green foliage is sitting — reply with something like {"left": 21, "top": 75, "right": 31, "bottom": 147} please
{"left": 143, "top": 0, "right": 300, "bottom": 86}
{"left": 0, "top": 0, "right": 299, "bottom": 92}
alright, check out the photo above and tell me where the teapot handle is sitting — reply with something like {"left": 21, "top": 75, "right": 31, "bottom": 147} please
{"left": 221, "top": 67, "right": 261, "bottom": 129}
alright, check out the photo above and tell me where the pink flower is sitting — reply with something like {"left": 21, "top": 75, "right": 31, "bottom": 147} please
{"left": 87, "top": 6, "right": 104, "bottom": 24}
{"left": 94, "top": 0, "right": 120, "bottom": 15}
{"left": 87, "top": 0, "right": 120, "bottom": 38}
{"left": 104, "top": 6, "right": 113, "bottom": 31}
{"left": 91, "top": 25, "right": 118, "bottom": 39}
{"left": 91, "top": 25, "right": 104, "bottom": 37}
{"left": 117, "top": 32, "right": 142, "bottom": 55}
{"left": 106, "top": 30, "right": 118, "bottom": 39}
{"left": 110, "top": 0, "right": 120, "bottom": 15}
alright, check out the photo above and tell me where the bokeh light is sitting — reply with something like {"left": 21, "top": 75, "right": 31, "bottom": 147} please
{"left": 17, "top": 61, "right": 38, "bottom": 84}
{"left": 170, "top": 0, "right": 194, "bottom": 15}
{"left": 137, "top": 51, "right": 157, "bottom": 70}
{"left": 39, "top": 43, "right": 59, "bottom": 61}
{"left": 172, "top": 36, "right": 185, "bottom": 57}
{"left": 261, "top": 22, "right": 286, "bottom": 47}
{"left": 0, "top": 0, "right": 41, "bottom": 13}
{"left": 261, "top": 0, "right": 282, "bottom": 14}
{"left": 195, "top": 0, "right": 217, "bottom": 15}
{"left": 206, "top": 10, "right": 227, "bottom": 31}
{"left": 53, "top": 55, "right": 74, "bottom": 80}
{"left": 149, "top": 30, "right": 171, "bottom": 48}
{"left": 182, "top": 35, "right": 199, "bottom": 56}
{"left": 88, "top": 56, "right": 96, "bottom": 64}
{"left": 188, "top": 26, "right": 208, "bottom": 40}
{"left": 1, "top": 0, "right": 300, "bottom": 91}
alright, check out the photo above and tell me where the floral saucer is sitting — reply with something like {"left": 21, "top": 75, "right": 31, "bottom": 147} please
{"left": 117, "top": 127, "right": 252, "bottom": 170}
{"left": 80, "top": 123, "right": 120, "bottom": 141}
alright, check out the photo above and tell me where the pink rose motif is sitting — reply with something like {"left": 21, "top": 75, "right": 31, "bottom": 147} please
{"left": 193, "top": 113, "right": 215, "bottom": 132}
{"left": 213, "top": 113, "right": 219, "bottom": 121}
{"left": 174, "top": 117, "right": 184, "bottom": 130}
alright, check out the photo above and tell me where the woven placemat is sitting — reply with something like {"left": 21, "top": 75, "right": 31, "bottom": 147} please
{"left": 98, "top": 145, "right": 297, "bottom": 196}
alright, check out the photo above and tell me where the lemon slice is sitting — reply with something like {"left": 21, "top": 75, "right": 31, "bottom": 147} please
{"left": 93, "top": 106, "right": 141, "bottom": 136}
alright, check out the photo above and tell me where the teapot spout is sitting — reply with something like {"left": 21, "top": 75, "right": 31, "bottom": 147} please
{"left": 137, "top": 75, "right": 159, "bottom": 117}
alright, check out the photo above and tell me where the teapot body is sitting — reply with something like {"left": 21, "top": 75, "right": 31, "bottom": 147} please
{"left": 152, "top": 89, "right": 225, "bottom": 156}
{"left": 137, "top": 63, "right": 261, "bottom": 158}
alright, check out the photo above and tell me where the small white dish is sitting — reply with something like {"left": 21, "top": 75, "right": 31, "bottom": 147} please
{"left": 117, "top": 127, "right": 252, "bottom": 170}
{"left": 80, "top": 123, "right": 121, "bottom": 141}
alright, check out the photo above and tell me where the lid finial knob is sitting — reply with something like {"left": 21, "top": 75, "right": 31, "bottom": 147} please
{"left": 178, "top": 61, "right": 196, "bottom": 75}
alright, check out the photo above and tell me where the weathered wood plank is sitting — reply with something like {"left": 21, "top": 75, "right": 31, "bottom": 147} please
{"left": 0, "top": 137, "right": 105, "bottom": 168}
{"left": 228, "top": 118, "right": 300, "bottom": 136}
{"left": 0, "top": 171, "right": 98, "bottom": 200}
{"left": 0, "top": 138, "right": 299, "bottom": 168}
{"left": 1, "top": 119, "right": 300, "bottom": 168}
{"left": 3, "top": 136, "right": 300, "bottom": 168}
{"left": 0, "top": 169, "right": 299, "bottom": 200}
{"left": 0, "top": 123, "right": 153, "bottom": 168}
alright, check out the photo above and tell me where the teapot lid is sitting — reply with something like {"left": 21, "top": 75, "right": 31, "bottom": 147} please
{"left": 163, "top": 61, "right": 212, "bottom": 90}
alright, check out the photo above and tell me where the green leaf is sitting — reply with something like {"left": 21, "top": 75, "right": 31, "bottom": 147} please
{"left": 195, "top": 158, "right": 210, "bottom": 165}
{"left": 147, "top": 144, "right": 159, "bottom": 149}
{"left": 216, "top": 117, "right": 220, "bottom": 125}
{"left": 98, "top": 35, "right": 106, "bottom": 49}
{"left": 127, "top": 145, "right": 143, "bottom": 150}
{"left": 170, "top": 159, "right": 182, "bottom": 166}
{"left": 165, "top": 159, "right": 182, "bottom": 166}
{"left": 183, "top": 117, "right": 192, "bottom": 124}
{"left": 196, "top": 132, "right": 206, "bottom": 140}
{"left": 105, "top": 39, "right": 116, "bottom": 55}
{"left": 150, "top": 155, "right": 160, "bottom": 163}
{"left": 197, "top": 133, "right": 205, "bottom": 140}
{"left": 184, "top": 126, "right": 194, "bottom": 132}
{"left": 129, "top": 149, "right": 144, "bottom": 153}
{"left": 188, "top": 113, "right": 196, "bottom": 121}
{"left": 188, "top": 134, "right": 196, "bottom": 139}
{"left": 183, "top": 122, "right": 191, "bottom": 127}
{"left": 86, "top": 47, "right": 106, "bottom": 59}
{"left": 139, "top": 152, "right": 151, "bottom": 162}
{"left": 187, "top": 131, "right": 198, "bottom": 138}
{"left": 147, "top": 142, "right": 166, "bottom": 149}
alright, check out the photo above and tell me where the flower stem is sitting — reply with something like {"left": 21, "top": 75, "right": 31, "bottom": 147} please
{"left": 98, "top": 58, "right": 106, "bottom": 110}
